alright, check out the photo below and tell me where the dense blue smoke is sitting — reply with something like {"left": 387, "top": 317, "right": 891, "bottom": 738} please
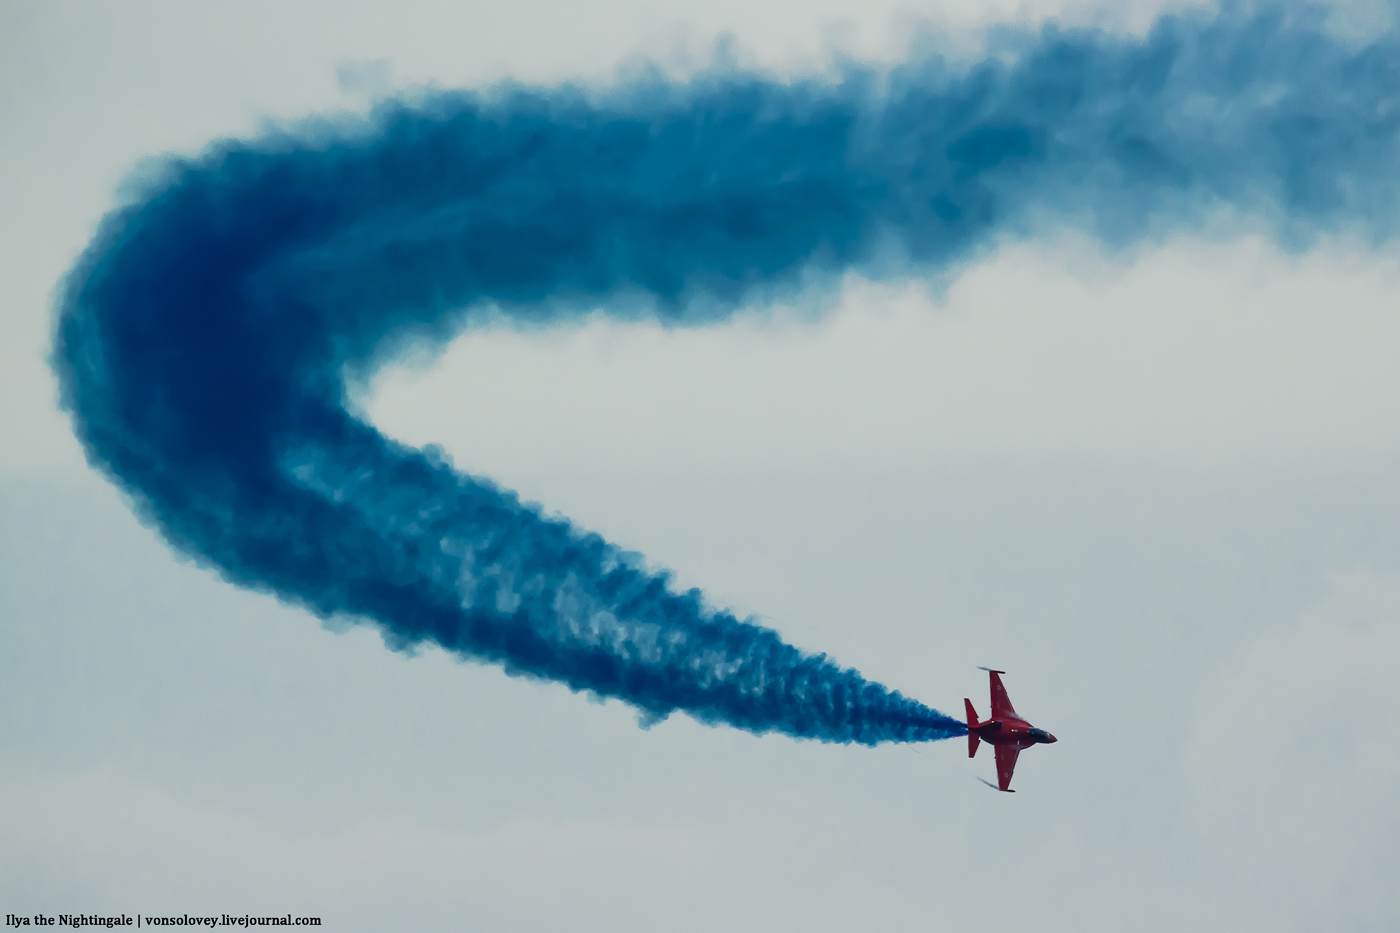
{"left": 53, "top": 4, "right": 1399, "bottom": 744}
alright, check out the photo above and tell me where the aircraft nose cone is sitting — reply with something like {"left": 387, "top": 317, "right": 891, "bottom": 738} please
{"left": 1046, "top": 733, "right": 1058, "bottom": 743}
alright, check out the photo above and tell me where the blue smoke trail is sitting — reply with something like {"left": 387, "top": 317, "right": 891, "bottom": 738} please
{"left": 53, "top": 4, "right": 1399, "bottom": 744}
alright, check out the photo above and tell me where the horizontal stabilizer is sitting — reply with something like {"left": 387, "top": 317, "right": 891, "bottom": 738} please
{"left": 964, "top": 698, "right": 980, "bottom": 758}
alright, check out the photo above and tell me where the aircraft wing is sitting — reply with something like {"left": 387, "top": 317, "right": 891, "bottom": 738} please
{"left": 989, "top": 671, "right": 1020, "bottom": 721}
{"left": 994, "top": 744, "right": 1020, "bottom": 792}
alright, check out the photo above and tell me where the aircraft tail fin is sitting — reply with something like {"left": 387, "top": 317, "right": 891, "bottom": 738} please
{"left": 964, "top": 698, "right": 980, "bottom": 758}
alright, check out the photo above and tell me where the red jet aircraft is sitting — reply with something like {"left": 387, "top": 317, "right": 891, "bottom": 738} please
{"left": 965, "top": 669, "right": 1057, "bottom": 792}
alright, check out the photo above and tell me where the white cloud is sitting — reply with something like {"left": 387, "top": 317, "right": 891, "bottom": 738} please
{"left": 1184, "top": 570, "right": 1400, "bottom": 932}
{"left": 6, "top": 3, "right": 1400, "bottom": 931}
{"left": 366, "top": 237, "right": 1400, "bottom": 477}
{"left": 0, "top": 766, "right": 787, "bottom": 930}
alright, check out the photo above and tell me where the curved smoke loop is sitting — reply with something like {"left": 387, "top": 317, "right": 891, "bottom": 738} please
{"left": 54, "top": 5, "right": 1399, "bottom": 744}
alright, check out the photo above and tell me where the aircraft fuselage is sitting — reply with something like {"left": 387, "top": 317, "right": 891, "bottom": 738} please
{"left": 969, "top": 716, "right": 1056, "bottom": 751}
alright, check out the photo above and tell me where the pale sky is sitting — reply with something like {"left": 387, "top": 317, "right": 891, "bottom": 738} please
{"left": 2, "top": 1, "right": 1398, "bottom": 930}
